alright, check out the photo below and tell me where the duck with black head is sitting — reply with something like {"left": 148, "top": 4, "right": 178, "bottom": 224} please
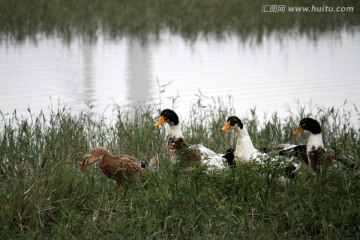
{"left": 221, "top": 116, "right": 268, "bottom": 162}
{"left": 154, "top": 109, "right": 227, "bottom": 170}
{"left": 221, "top": 116, "right": 302, "bottom": 179}
{"left": 293, "top": 118, "right": 334, "bottom": 174}
{"left": 279, "top": 117, "right": 357, "bottom": 173}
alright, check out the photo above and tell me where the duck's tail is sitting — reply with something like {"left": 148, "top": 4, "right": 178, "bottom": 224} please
{"left": 147, "top": 154, "right": 159, "bottom": 171}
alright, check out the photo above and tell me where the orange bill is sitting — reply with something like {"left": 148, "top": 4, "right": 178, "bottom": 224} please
{"left": 293, "top": 125, "right": 304, "bottom": 135}
{"left": 221, "top": 122, "right": 231, "bottom": 132}
{"left": 154, "top": 116, "right": 165, "bottom": 126}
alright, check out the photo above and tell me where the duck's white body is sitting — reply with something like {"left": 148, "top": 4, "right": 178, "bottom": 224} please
{"left": 234, "top": 131, "right": 292, "bottom": 165}
{"left": 233, "top": 126, "right": 265, "bottom": 162}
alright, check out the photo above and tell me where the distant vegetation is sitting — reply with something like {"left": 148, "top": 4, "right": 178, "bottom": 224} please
{"left": 0, "top": 0, "right": 359, "bottom": 42}
{"left": 0, "top": 102, "right": 359, "bottom": 238}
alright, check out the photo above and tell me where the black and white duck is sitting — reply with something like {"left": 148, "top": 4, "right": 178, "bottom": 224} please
{"left": 221, "top": 116, "right": 302, "bottom": 179}
{"left": 290, "top": 118, "right": 334, "bottom": 174}
{"left": 154, "top": 109, "right": 227, "bottom": 170}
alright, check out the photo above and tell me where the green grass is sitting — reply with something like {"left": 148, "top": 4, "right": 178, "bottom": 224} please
{"left": 0, "top": 102, "right": 359, "bottom": 239}
{"left": 0, "top": 0, "right": 359, "bottom": 42}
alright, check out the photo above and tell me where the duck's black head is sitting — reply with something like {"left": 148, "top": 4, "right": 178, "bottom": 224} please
{"left": 294, "top": 118, "right": 321, "bottom": 135}
{"left": 154, "top": 109, "right": 179, "bottom": 126}
{"left": 221, "top": 116, "right": 243, "bottom": 132}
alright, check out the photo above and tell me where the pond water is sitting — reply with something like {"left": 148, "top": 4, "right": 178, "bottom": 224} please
{"left": 0, "top": 29, "right": 359, "bottom": 125}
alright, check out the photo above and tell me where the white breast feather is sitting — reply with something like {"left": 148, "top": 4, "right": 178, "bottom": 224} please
{"left": 307, "top": 133, "right": 324, "bottom": 153}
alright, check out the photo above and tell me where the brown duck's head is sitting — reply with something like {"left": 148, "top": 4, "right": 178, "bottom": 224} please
{"left": 294, "top": 118, "right": 322, "bottom": 135}
{"left": 154, "top": 109, "right": 179, "bottom": 127}
{"left": 221, "top": 116, "right": 243, "bottom": 132}
{"left": 81, "top": 147, "right": 109, "bottom": 173}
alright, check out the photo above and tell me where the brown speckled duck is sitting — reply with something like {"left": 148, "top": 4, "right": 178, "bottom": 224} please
{"left": 81, "top": 147, "right": 159, "bottom": 185}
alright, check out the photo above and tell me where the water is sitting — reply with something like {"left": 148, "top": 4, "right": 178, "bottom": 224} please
{"left": 1, "top": 29, "right": 359, "bottom": 125}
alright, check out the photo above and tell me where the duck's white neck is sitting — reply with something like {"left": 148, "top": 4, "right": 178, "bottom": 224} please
{"left": 307, "top": 133, "right": 324, "bottom": 151}
{"left": 168, "top": 123, "right": 183, "bottom": 139}
{"left": 234, "top": 126, "right": 257, "bottom": 161}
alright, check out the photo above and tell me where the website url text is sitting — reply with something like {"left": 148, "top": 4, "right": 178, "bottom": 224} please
{"left": 261, "top": 5, "right": 354, "bottom": 13}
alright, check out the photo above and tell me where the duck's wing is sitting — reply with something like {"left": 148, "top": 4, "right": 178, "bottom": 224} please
{"left": 253, "top": 150, "right": 304, "bottom": 180}
{"left": 204, "top": 154, "right": 226, "bottom": 170}
{"left": 118, "top": 154, "right": 142, "bottom": 165}
{"left": 114, "top": 155, "right": 144, "bottom": 172}
{"left": 277, "top": 144, "right": 308, "bottom": 164}
{"left": 190, "top": 144, "right": 226, "bottom": 169}
{"left": 190, "top": 144, "right": 217, "bottom": 156}
{"left": 274, "top": 143, "right": 298, "bottom": 151}
{"left": 99, "top": 155, "right": 143, "bottom": 184}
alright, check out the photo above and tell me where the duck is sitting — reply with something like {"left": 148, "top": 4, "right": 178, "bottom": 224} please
{"left": 221, "top": 116, "right": 302, "bottom": 179}
{"left": 81, "top": 147, "right": 159, "bottom": 185}
{"left": 277, "top": 117, "right": 359, "bottom": 173}
{"left": 290, "top": 118, "right": 335, "bottom": 174}
{"left": 154, "top": 109, "right": 226, "bottom": 170}
{"left": 221, "top": 116, "right": 267, "bottom": 162}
